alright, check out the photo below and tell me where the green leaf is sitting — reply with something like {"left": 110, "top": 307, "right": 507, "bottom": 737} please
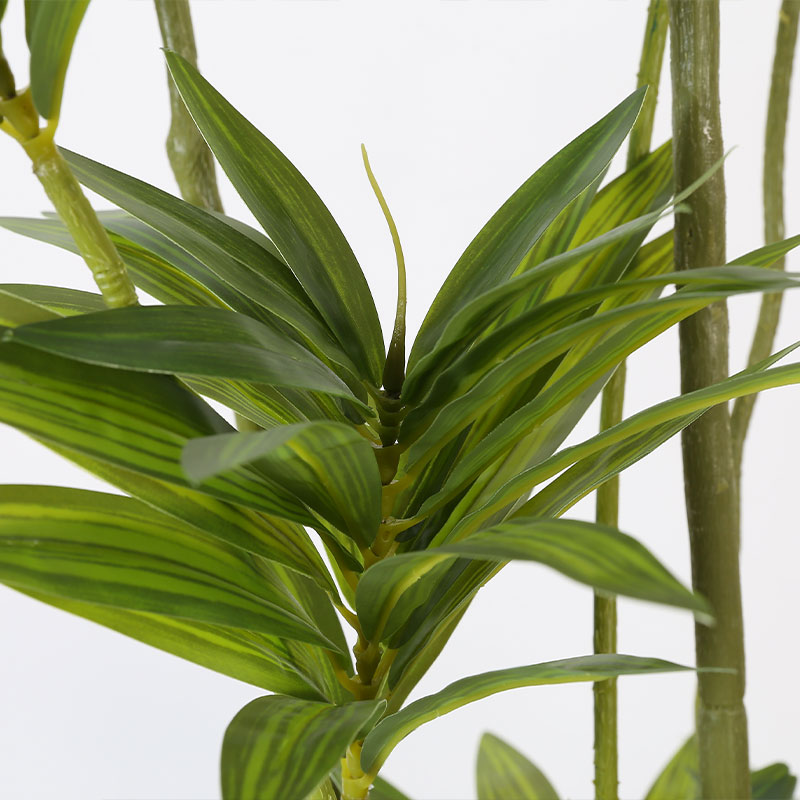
{"left": 58, "top": 152, "right": 364, "bottom": 392}
{"left": 26, "top": 0, "right": 89, "bottom": 119}
{"left": 644, "top": 736, "right": 699, "bottom": 800}
{"left": 370, "top": 776, "right": 413, "bottom": 800}
{"left": 0, "top": 339, "right": 343, "bottom": 574}
{"left": 221, "top": 695, "right": 384, "bottom": 800}
{"left": 164, "top": 51, "right": 385, "bottom": 386}
{"left": 13, "top": 586, "right": 327, "bottom": 700}
{"left": 0, "top": 283, "right": 105, "bottom": 325}
{"left": 183, "top": 422, "right": 382, "bottom": 547}
{"left": 751, "top": 763, "right": 797, "bottom": 800}
{"left": 477, "top": 733, "right": 559, "bottom": 800}
{"left": 646, "top": 735, "right": 797, "bottom": 800}
{"left": 0, "top": 486, "right": 339, "bottom": 650}
{"left": 360, "top": 654, "right": 689, "bottom": 774}
{"left": 408, "top": 88, "right": 646, "bottom": 372}
{"left": 356, "top": 517, "right": 707, "bottom": 642}
{"left": 6, "top": 305, "right": 369, "bottom": 412}
{"left": 455, "top": 351, "right": 800, "bottom": 534}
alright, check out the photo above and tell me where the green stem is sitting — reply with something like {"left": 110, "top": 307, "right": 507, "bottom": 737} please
{"left": 730, "top": 0, "right": 799, "bottom": 474}
{"left": 593, "top": 6, "right": 667, "bottom": 798}
{"left": 669, "top": 3, "right": 750, "bottom": 798}
{"left": 154, "top": 0, "right": 223, "bottom": 213}
{"left": 22, "top": 128, "right": 138, "bottom": 308}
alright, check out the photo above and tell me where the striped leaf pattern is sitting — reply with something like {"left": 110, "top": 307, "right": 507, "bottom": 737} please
{"left": 221, "top": 696, "right": 384, "bottom": 800}
{"left": 25, "top": 0, "right": 89, "bottom": 119}
{"left": 408, "top": 88, "right": 646, "bottom": 369}
{"left": 360, "top": 655, "right": 689, "bottom": 773}
{"left": 165, "top": 51, "right": 385, "bottom": 386}
{"left": 0, "top": 486, "right": 339, "bottom": 649}
{"left": 476, "top": 733, "right": 559, "bottom": 800}
{"left": 356, "top": 517, "right": 708, "bottom": 642}
{"left": 183, "top": 422, "right": 382, "bottom": 546}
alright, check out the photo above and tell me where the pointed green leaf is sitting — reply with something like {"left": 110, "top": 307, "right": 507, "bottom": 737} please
{"left": 221, "top": 696, "right": 385, "bottom": 800}
{"left": 360, "top": 655, "right": 689, "bottom": 773}
{"left": 644, "top": 736, "right": 699, "bottom": 800}
{"left": 477, "top": 733, "right": 559, "bottom": 800}
{"left": 58, "top": 151, "right": 364, "bottom": 391}
{"left": 0, "top": 283, "right": 105, "bottom": 325}
{"left": 165, "top": 51, "right": 384, "bottom": 386}
{"left": 751, "top": 763, "right": 797, "bottom": 799}
{"left": 14, "top": 587, "right": 327, "bottom": 700}
{"left": 356, "top": 517, "right": 707, "bottom": 642}
{"left": 408, "top": 88, "right": 646, "bottom": 371}
{"left": 370, "top": 776, "right": 413, "bottom": 800}
{"left": 0, "top": 340, "right": 344, "bottom": 568}
{"left": 0, "top": 486, "right": 339, "bottom": 650}
{"left": 6, "top": 305, "right": 369, "bottom": 412}
{"left": 183, "top": 422, "right": 382, "bottom": 546}
{"left": 26, "top": 0, "right": 89, "bottom": 119}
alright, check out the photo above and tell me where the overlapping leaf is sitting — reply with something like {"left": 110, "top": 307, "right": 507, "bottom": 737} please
{"left": 165, "top": 51, "right": 385, "bottom": 386}
{"left": 476, "top": 733, "right": 559, "bottom": 800}
{"left": 221, "top": 695, "right": 384, "bottom": 800}
{"left": 408, "top": 88, "right": 646, "bottom": 371}
{"left": 6, "top": 305, "right": 369, "bottom": 414}
{"left": 356, "top": 517, "right": 708, "bottom": 642}
{"left": 360, "top": 655, "right": 689, "bottom": 774}
{"left": 0, "top": 339, "right": 340, "bottom": 571}
{"left": 183, "top": 422, "right": 382, "bottom": 547}
{"left": 0, "top": 486, "right": 339, "bottom": 649}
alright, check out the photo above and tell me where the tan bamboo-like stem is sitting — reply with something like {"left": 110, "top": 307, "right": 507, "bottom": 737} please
{"left": 731, "top": 0, "right": 799, "bottom": 473}
{"left": 669, "top": 3, "right": 750, "bottom": 797}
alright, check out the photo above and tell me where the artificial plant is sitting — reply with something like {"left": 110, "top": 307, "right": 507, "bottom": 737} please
{"left": 0, "top": 2, "right": 799, "bottom": 799}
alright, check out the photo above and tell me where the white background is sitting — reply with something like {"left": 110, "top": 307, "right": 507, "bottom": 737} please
{"left": 1, "top": 1, "right": 799, "bottom": 798}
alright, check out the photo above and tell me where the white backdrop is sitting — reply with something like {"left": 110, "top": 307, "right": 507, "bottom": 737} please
{"left": 0, "top": 1, "right": 798, "bottom": 798}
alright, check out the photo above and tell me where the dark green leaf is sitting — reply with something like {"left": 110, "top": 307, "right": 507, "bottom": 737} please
{"left": 165, "top": 51, "right": 385, "bottom": 386}
{"left": 26, "top": 0, "right": 89, "bottom": 119}
{"left": 360, "top": 655, "right": 689, "bottom": 774}
{"left": 751, "top": 763, "right": 797, "bottom": 799}
{"left": 221, "top": 695, "right": 384, "bottom": 800}
{"left": 356, "top": 517, "right": 708, "bottom": 642}
{"left": 183, "top": 422, "right": 382, "bottom": 547}
{"left": 408, "top": 88, "right": 646, "bottom": 371}
{"left": 6, "top": 305, "right": 369, "bottom": 412}
{"left": 0, "top": 486, "right": 338, "bottom": 649}
{"left": 477, "top": 733, "right": 559, "bottom": 800}
{"left": 0, "top": 340, "right": 342, "bottom": 572}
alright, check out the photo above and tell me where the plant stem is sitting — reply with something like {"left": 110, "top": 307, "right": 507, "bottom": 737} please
{"left": 154, "top": 0, "right": 223, "bottom": 213}
{"left": 23, "top": 128, "right": 138, "bottom": 308}
{"left": 669, "top": 3, "right": 750, "bottom": 798}
{"left": 593, "top": 5, "right": 667, "bottom": 798}
{"left": 730, "top": 0, "right": 799, "bottom": 474}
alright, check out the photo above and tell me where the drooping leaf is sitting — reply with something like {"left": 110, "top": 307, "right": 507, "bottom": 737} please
{"left": 408, "top": 89, "right": 646, "bottom": 371}
{"left": 13, "top": 587, "right": 327, "bottom": 700}
{"left": 0, "top": 486, "right": 339, "bottom": 650}
{"left": 26, "top": 0, "right": 90, "bottom": 119}
{"left": 221, "top": 695, "right": 384, "bottom": 800}
{"left": 356, "top": 517, "right": 708, "bottom": 642}
{"left": 183, "top": 422, "right": 382, "bottom": 547}
{"left": 59, "top": 151, "right": 364, "bottom": 391}
{"left": 476, "top": 733, "right": 559, "bottom": 800}
{"left": 6, "top": 305, "right": 369, "bottom": 413}
{"left": 360, "top": 655, "right": 689, "bottom": 774}
{"left": 0, "top": 339, "right": 343, "bottom": 572}
{"left": 165, "top": 51, "right": 385, "bottom": 386}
